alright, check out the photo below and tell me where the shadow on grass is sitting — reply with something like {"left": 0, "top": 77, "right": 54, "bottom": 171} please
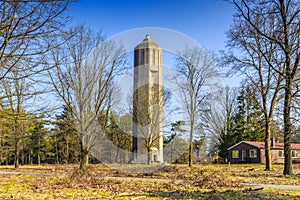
{"left": 148, "top": 189, "right": 296, "bottom": 200}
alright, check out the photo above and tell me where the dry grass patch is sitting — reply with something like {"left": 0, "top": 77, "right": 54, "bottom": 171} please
{"left": 0, "top": 163, "right": 299, "bottom": 199}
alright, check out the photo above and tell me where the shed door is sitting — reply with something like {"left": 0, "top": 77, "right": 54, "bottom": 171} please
{"left": 242, "top": 150, "right": 246, "bottom": 161}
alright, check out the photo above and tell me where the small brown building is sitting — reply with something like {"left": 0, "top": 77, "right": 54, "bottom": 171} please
{"left": 228, "top": 141, "right": 300, "bottom": 164}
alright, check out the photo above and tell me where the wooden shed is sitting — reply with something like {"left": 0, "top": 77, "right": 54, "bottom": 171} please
{"left": 227, "top": 141, "right": 300, "bottom": 164}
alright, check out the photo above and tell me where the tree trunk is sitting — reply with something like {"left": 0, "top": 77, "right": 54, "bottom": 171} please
{"left": 38, "top": 136, "right": 41, "bottom": 165}
{"left": 116, "top": 148, "right": 120, "bottom": 163}
{"left": 29, "top": 150, "right": 33, "bottom": 165}
{"left": 283, "top": 77, "right": 293, "bottom": 175}
{"left": 14, "top": 139, "right": 19, "bottom": 168}
{"left": 54, "top": 135, "right": 59, "bottom": 164}
{"left": 79, "top": 145, "right": 89, "bottom": 169}
{"left": 265, "top": 119, "right": 272, "bottom": 171}
{"left": 66, "top": 137, "right": 69, "bottom": 164}
{"left": 189, "top": 119, "right": 194, "bottom": 167}
{"left": 5, "top": 148, "right": 9, "bottom": 166}
{"left": 147, "top": 149, "right": 151, "bottom": 165}
{"left": 0, "top": 138, "right": 3, "bottom": 164}
{"left": 28, "top": 151, "right": 31, "bottom": 165}
{"left": 171, "top": 140, "right": 174, "bottom": 163}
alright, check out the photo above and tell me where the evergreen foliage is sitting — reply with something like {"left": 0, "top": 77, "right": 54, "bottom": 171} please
{"left": 218, "top": 86, "right": 265, "bottom": 159}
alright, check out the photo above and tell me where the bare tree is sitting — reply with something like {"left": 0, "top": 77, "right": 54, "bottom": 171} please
{"left": 224, "top": 4, "right": 285, "bottom": 170}
{"left": 203, "top": 86, "right": 238, "bottom": 158}
{"left": 128, "top": 82, "right": 174, "bottom": 164}
{"left": 0, "top": 1, "right": 72, "bottom": 80}
{"left": 0, "top": 58, "right": 50, "bottom": 168}
{"left": 169, "top": 120, "right": 185, "bottom": 163}
{"left": 175, "top": 47, "right": 218, "bottom": 167}
{"left": 133, "top": 84, "right": 164, "bottom": 164}
{"left": 288, "top": 59, "right": 300, "bottom": 119}
{"left": 49, "top": 26, "right": 127, "bottom": 169}
{"left": 0, "top": 69, "right": 31, "bottom": 168}
{"left": 230, "top": 0, "right": 299, "bottom": 175}
{"left": 0, "top": 1, "right": 73, "bottom": 167}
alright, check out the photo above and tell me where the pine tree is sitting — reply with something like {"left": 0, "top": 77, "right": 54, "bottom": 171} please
{"left": 51, "top": 106, "right": 80, "bottom": 164}
{"left": 106, "top": 113, "right": 132, "bottom": 163}
{"left": 233, "top": 86, "right": 265, "bottom": 142}
{"left": 27, "top": 120, "right": 49, "bottom": 165}
{"left": 218, "top": 86, "right": 265, "bottom": 159}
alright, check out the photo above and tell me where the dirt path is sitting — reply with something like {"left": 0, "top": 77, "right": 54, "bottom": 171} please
{"left": 103, "top": 176, "right": 185, "bottom": 183}
{"left": 106, "top": 177, "right": 300, "bottom": 191}
{"left": 245, "top": 183, "right": 300, "bottom": 191}
{"left": 1, "top": 171, "right": 300, "bottom": 191}
{"left": 0, "top": 171, "right": 66, "bottom": 177}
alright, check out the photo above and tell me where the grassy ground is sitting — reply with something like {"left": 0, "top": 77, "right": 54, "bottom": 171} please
{"left": 0, "top": 164, "right": 299, "bottom": 199}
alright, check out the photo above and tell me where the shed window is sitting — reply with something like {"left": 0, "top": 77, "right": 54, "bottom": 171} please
{"left": 292, "top": 150, "right": 298, "bottom": 158}
{"left": 249, "top": 149, "right": 257, "bottom": 158}
{"left": 278, "top": 150, "right": 298, "bottom": 158}
{"left": 278, "top": 150, "right": 284, "bottom": 158}
{"left": 232, "top": 150, "right": 239, "bottom": 158}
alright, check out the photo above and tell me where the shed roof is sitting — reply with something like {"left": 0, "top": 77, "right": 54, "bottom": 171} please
{"left": 227, "top": 141, "right": 300, "bottom": 150}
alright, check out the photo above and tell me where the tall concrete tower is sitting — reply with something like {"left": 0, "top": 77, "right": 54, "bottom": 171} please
{"left": 132, "top": 35, "right": 163, "bottom": 164}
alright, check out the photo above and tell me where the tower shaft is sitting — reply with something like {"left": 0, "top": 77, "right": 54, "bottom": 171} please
{"left": 132, "top": 35, "right": 163, "bottom": 164}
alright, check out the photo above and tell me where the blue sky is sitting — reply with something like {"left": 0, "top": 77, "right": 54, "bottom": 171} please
{"left": 64, "top": 0, "right": 240, "bottom": 133}
{"left": 67, "top": 0, "right": 240, "bottom": 115}
{"left": 69, "top": 0, "right": 235, "bottom": 51}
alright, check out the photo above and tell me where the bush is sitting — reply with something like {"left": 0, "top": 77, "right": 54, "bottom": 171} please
{"left": 174, "top": 151, "right": 200, "bottom": 164}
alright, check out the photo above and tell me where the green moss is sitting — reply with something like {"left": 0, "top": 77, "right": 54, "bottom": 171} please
{"left": 263, "top": 188, "right": 300, "bottom": 197}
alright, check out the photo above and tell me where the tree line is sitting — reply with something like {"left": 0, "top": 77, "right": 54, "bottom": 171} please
{"left": 0, "top": 0, "right": 299, "bottom": 176}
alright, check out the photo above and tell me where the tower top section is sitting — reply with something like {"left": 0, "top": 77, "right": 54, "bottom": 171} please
{"left": 134, "top": 34, "right": 161, "bottom": 50}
